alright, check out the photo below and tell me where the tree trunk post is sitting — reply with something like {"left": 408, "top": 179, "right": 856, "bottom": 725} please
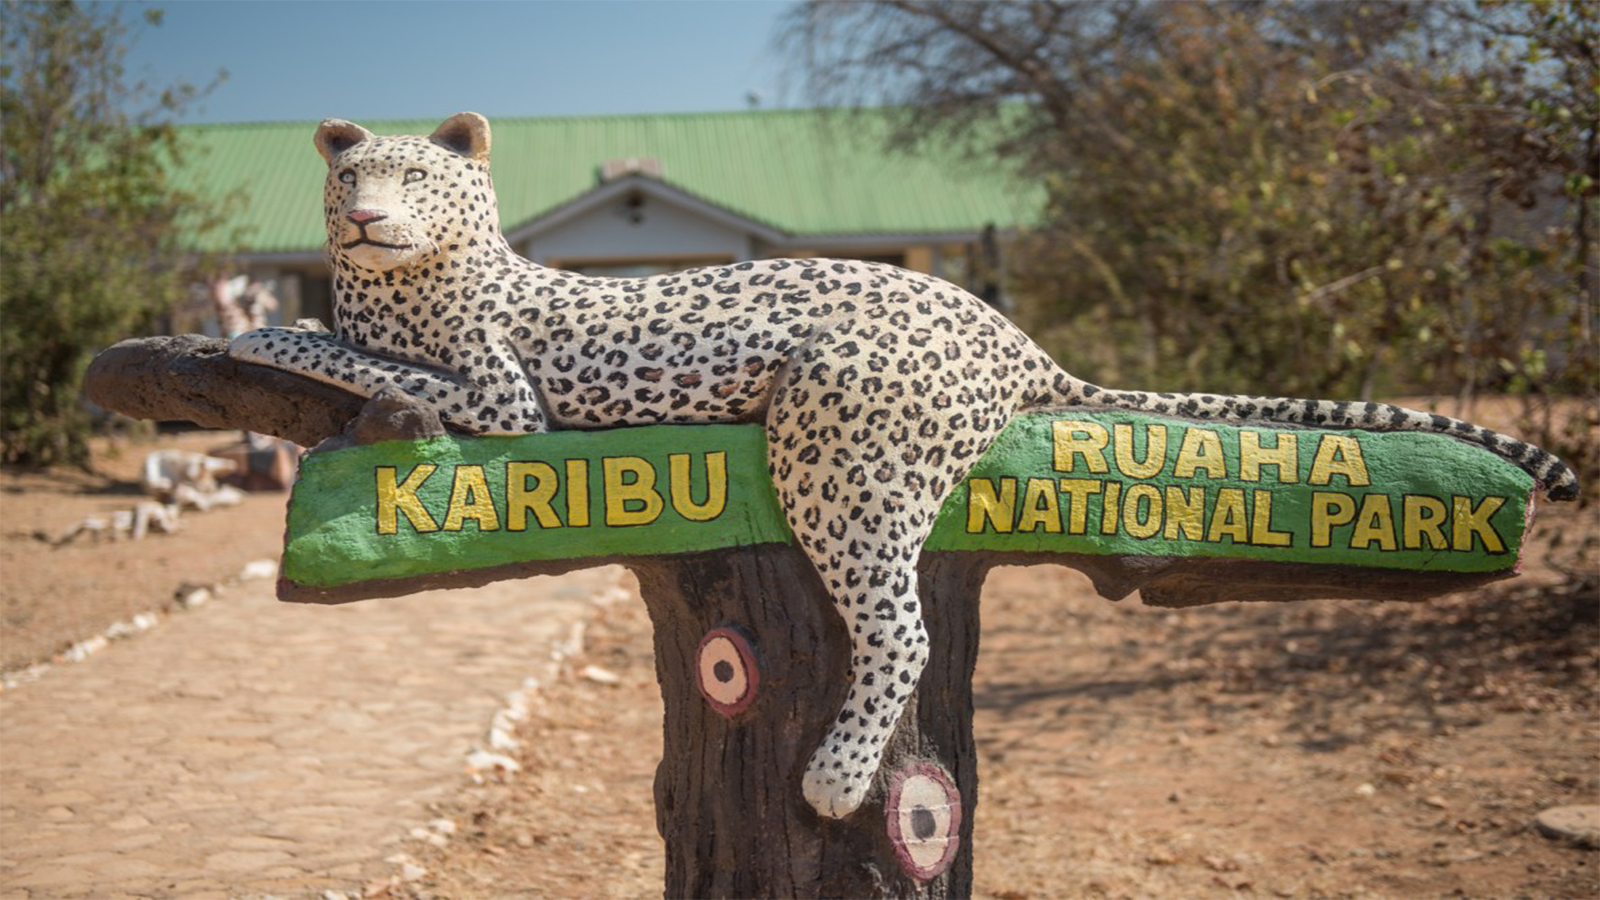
{"left": 633, "top": 548, "right": 987, "bottom": 899}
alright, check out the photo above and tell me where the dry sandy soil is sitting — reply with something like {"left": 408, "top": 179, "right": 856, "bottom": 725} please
{"left": 3, "top": 423, "right": 1596, "bottom": 899}
{"left": 0, "top": 429, "right": 294, "bottom": 673}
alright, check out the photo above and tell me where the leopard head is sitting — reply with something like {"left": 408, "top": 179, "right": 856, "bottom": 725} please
{"left": 314, "top": 112, "right": 500, "bottom": 274}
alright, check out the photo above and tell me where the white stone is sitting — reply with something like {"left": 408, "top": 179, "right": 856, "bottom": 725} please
{"left": 1535, "top": 805, "right": 1600, "bottom": 848}
{"left": 465, "top": 750, "right": 521, "bottom": 773}
{"left": 489, "top": 727, "right": 519, "bottom": 750}
{"left": 239, "top": 559, "right": 278, "bottom": 580}
{"left": 579, "top": 664, "right": 621, "bottom": 685}
{"left": 62, "top": 635, "right": 108, "bottom": 662}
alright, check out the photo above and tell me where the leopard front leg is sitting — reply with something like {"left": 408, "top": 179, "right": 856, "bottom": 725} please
{"left": 229, "top": 327, "right": 548, "bottom": 435}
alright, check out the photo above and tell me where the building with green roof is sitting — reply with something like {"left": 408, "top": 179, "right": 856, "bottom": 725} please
{"left": 180, "top": 108, "right": 1039, "bottom": 324}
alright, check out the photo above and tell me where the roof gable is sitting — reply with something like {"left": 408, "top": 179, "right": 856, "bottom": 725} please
{"left": 505, "top": 173, "right": 789, "bottom": 248}
{"left": 175, "top": 108, "right": 1041, "bottom": 255}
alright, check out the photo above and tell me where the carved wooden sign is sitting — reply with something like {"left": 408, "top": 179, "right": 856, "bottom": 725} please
{"left": 279, "top": 410, "right": 1531, "bottom": 603}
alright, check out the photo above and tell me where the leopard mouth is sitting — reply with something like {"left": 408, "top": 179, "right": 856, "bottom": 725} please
{"left": 341, "top": 237, "right": 413, "bottom": 251}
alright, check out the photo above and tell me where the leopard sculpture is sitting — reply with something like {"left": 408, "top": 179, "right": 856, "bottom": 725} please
{"left": 231, "top": 112, "right": 1579, "bottom": 819}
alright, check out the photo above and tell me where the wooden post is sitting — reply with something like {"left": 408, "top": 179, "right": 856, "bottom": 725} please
{"left": 633, "top": 549, "right": 985, "bottom": 898}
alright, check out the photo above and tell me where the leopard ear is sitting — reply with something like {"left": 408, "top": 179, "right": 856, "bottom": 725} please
{"left": 430, "top": 112, "right": 491, "bottom": 161}
{"left": 314, "top": 119, "right": 374, "bottom": 165}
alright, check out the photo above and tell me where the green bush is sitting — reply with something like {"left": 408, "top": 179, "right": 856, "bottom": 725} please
{"left": 1, "top": 1, "right": 228, "bottom": 467}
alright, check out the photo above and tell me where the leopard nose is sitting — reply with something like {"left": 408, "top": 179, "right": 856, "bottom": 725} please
{"left": 347, "top": 209, "right": 387, "bottom": 225}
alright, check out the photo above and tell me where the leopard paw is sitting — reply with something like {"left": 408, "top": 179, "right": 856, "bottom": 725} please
{"left": 801, "top": 749, "right": 871, "bottom": 819}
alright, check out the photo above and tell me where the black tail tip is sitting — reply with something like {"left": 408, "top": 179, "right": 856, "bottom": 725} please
{"left": 1546, "top": 479, "right": 1580, "bottom": 502}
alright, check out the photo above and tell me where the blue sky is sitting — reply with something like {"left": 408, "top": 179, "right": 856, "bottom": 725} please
{"left": 110, "top": 1, "right": 802, "bottom": 124}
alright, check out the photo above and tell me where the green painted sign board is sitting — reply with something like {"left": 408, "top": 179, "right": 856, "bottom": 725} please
{"left": 282, "top": 411, "right": 1532, "bottom": 593}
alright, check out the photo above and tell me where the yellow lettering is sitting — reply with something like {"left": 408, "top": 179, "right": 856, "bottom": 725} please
{"left": 1058, "top": 479, "right": 1102, "bottom": 535}
{"left": 1349, "top": 493, "right": 1397, "bottom": 551}
{"left": 1311, "top": 491, "right": 1357, "bottom": 548}
{"left": 1250, "top": 489, "right": 1292, "bottom": 546}
{"left": 376, "top": 465, "right": 439, "bottom": 535}
{"left": 1402, "top": 495, "right": 1449, "bottom": 550}
{"left": 1309, "top": 435, "right": 1370, "bottom": 486}
{"left": 1017, "top": 478, "right": 1063, "bottom": 533}
{"left": 1173, "top": 428, "right": 1227, "bottom": 479}
{"left": 506, "top": 462, "right": 562, "bottom": 531}
{"left": 1163, "top": 486, "right": 1206, "bottom": 541}
{"left": 1123, "top": 483, "right": 1162, "bottom": 539}
{"left": 565, "top": 459, "right": 591, "bottom": 527}
{"left": 1052, "top": 420, "right": 1110, "bottom": 474}
{"left": 966, "top": 478, "right": 1017, "bottom": 533}
{"left": 1452, "top": 495, "right": 1506, "bottom": 553}
{"left": 603, "top": 457, "right": 664, "bottom": 526}
{"left": 669, "top": 452, "right": 727, "bottom": 521}
{"left": 1100, "top": 482, "right": 1123, "bottom": 534}
{"left": 1113, "top": 423, "right": 1168, "bottom": 479}
{"left": 1239, "top": 431, "right": 1299, "bottom": 483}
{"left": 1207, "top": 487, "right": 1250, "bottom": 543}
{"left": 442, "top": 465, "right": 500, "bottom": 532}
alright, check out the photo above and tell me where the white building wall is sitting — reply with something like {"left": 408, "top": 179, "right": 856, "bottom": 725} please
{"left": 520, "top": 193, "right": 752, "bottom": 265}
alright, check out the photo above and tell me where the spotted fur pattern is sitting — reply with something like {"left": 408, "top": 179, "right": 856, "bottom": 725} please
{"left": 230, "top": 114, "right": 1579, "bottom": 819}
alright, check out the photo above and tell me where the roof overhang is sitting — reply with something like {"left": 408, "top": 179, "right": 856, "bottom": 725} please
{"left": 503, "top": 174, "right": 791, "bottom": 247}
{"left": 225, "top": 175, "right": 1006, "bottom": 266}
{"left": 502, "top": 175, "right": 998, "bottom": 253}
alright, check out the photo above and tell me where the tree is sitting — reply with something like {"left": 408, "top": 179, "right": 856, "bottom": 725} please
{"left": 0, "top": 0, "right": 228, "bottom": 467}
{"left": 784, "top": 2, "right": 1596, "bottom": 472}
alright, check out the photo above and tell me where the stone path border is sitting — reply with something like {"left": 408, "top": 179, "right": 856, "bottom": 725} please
{"left": 1, "top": 559, "right": 278, "bottom": 693}
{"left": 0, "top": 563, "right": 618, "bottom": 898}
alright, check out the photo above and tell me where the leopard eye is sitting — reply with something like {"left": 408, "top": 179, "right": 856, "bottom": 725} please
{"left": 338, "top": 169, "right": 356, "bottom": 185}
{"left": 403, "top": 168, "right": 427, "bottom": 185}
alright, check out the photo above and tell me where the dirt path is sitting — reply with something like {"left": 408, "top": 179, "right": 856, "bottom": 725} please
{"left": 0, "top": 550, "right": 615, "bottom": 899}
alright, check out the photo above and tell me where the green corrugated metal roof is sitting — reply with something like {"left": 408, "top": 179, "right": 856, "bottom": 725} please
{"left": 174, "top": 108, "right": 1041, "bottom": 255}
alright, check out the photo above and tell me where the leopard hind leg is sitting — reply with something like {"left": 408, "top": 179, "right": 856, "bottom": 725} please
{"left": 764, "top": 339, "right": 1012, "bottom": 818}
